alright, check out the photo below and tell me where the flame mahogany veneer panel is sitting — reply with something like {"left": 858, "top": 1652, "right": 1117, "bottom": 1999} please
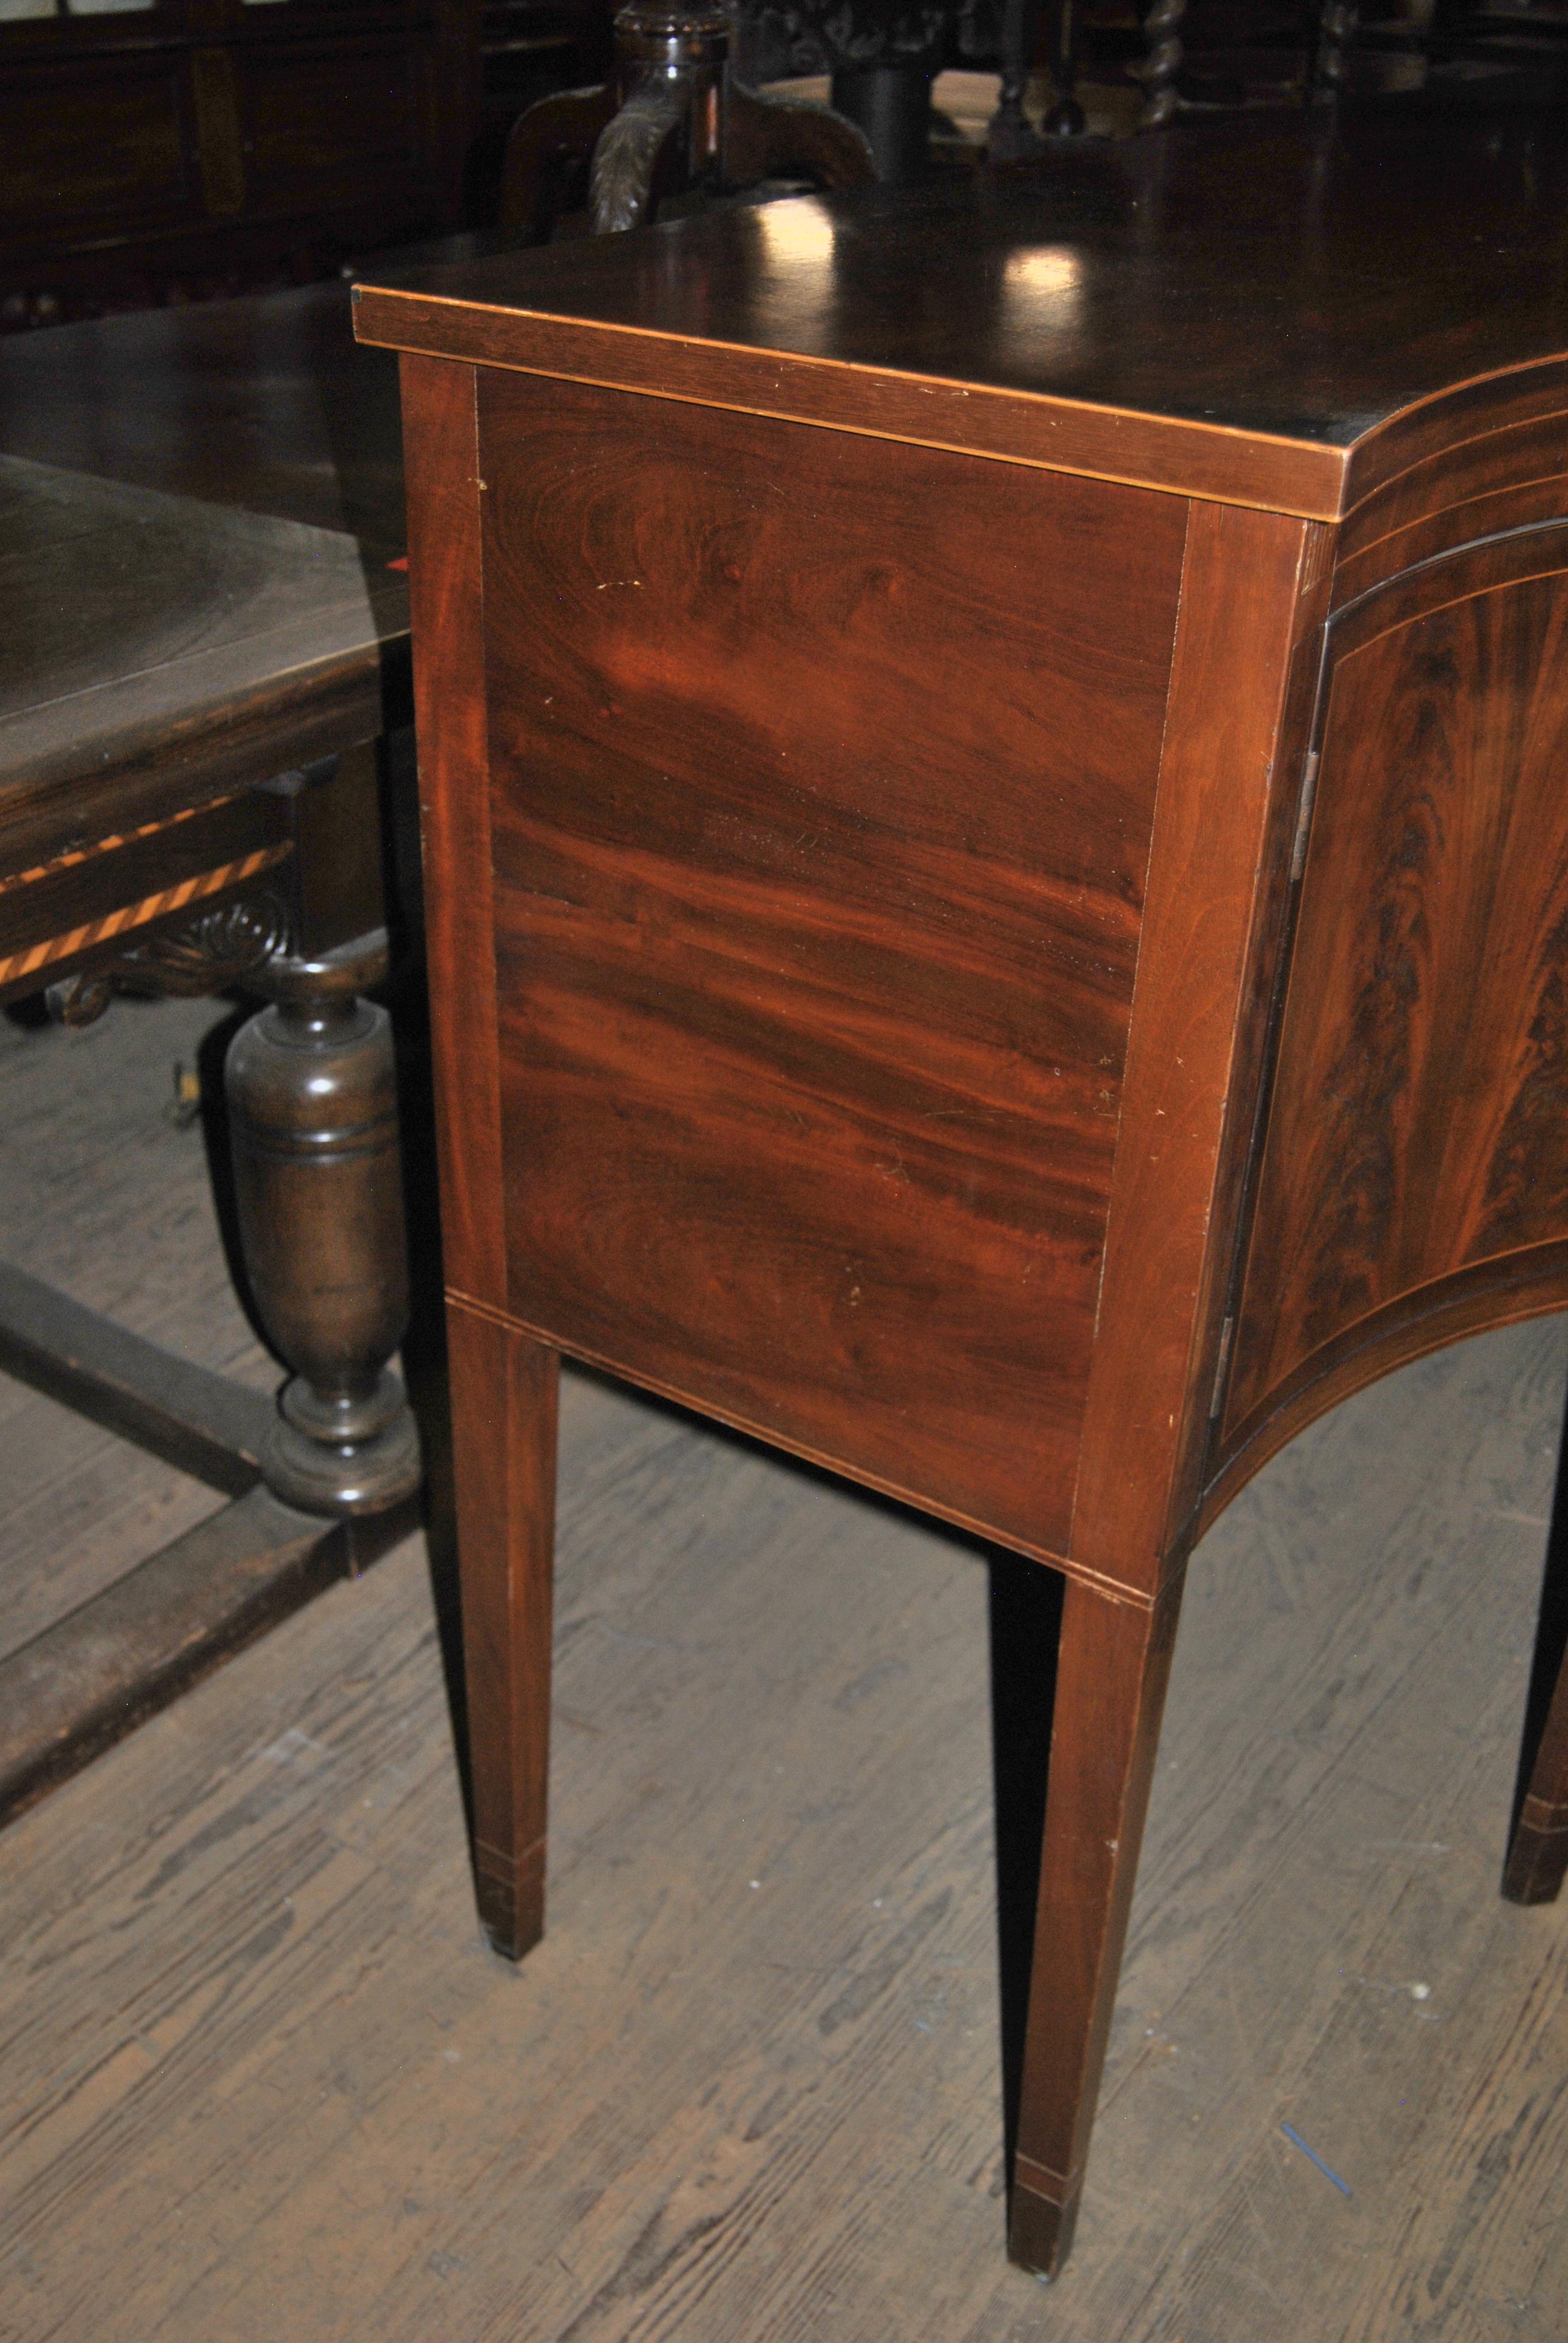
{"left": 475, "top": 369, "right": 1187, "bottom": 1553}
{"left": 1227, "top": 537, "right": 1568, "bottom": 1439}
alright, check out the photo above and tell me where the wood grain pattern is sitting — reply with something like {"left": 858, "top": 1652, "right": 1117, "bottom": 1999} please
{"left": 400, "top": 353, "right": 509, "bottom": 1312}
{"left": 355, "top": 287, "right": 1348, "bottom": 520}
{"left": 3, "top": 984, "right": 1567, "bottom": 2325}
{"left": 1226, "top": 539, "right": 1568, "bottom": 1442}
{"left": 1342, "top": 354, "right": 1568, "bottom": 516}
{"left": 1011, "top": 1572, "right": 1183, "bottom": 2274}
{"left": 373, "top": 152, "right": 1568, "bottom": 2289}
{"left": 475, "top": 369, "right": 1186, "bottom": 1556}
{"left": 0, "top": 1483, "right": 353, "bottom": 1831}
{"left": 446, "top": 1300, "right": 558, "bottom": 1961}
{"left": 1333, "top": 470, "right": 1568, "bottom": 614}
{"left": 1070, "top": 501, "right": 1317, "bottom": 1594}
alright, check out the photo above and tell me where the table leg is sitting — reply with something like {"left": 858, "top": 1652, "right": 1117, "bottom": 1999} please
{"left": 1504, "top": 1425, "right": 1568, "bottom": 1906}
{"left": 447, "top": 1303, "right": 560, "bottom": 1960}
{"left": 1008, "top": 1571, "right": 1183, "bottom": 2276}
{"left": 1505, "top": 1654, "right": 1568, "bottom": 1905}
{"left": 987, "top": 0, "right": 1046, "bottom": 162}
{"left": 1500, "top": 1406, "right": 1566, "bottom": 1902}
{"left": 225, "top": 929, "right": 421, "bottom": 1518}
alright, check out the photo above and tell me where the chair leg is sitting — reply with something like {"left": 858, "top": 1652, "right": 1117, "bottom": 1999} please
{"left": 1008, "top": 1571, "right": 1183, "bottom": 2276}
{"left": 446, "top": 1304, "right": 560, "bottom": 1960}
{"left": 988, "top": 0, "right": 1047, "bottom": 160}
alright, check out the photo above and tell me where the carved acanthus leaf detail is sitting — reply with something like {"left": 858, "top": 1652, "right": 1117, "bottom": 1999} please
{"left": 590, "top": 82, "right": 687, "bottom": 231}
{"left": 46, "top": 893, "right": 291, "bottom": 1027}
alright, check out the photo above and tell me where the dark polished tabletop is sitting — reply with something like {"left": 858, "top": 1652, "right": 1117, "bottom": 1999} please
{"left": 0, "top": 245, "right": 512, "bottom": 853}
{"left": 359, "top": 109, "right": 1568, "bottom": 449}
{"left": 0, "top": 232, "right": 523, "bottom": 855}
{"left": 0, "top": 277, "right": 405, "bottom": 548}
{"left": 0, "top": 229, "right": 518, "bottom": 546}
{"left": 0, "top": 454, "right": 408, "bottom": 858}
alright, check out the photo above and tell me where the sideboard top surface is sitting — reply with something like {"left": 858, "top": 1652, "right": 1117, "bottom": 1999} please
{"left": 355, "top": 110, "right": 1568, "bottom": 517}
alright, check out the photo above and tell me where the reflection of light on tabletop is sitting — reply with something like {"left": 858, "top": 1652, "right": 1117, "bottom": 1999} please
{"left": 999, "top": 246, "right": 1085, "bottom": 349}
{"left": 1004, "top": 246, "right": 1084, "bottom": 297}
{"left": 754, "top": 197, "right": 838, "bottom": 281}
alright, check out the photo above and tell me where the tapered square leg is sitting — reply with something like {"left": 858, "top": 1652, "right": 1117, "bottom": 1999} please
{"left": 446, "top": 1300, "right": 560, "bottom": 1960}
{"left": 1504, "top": 1403, "right": 1568, "bottom": 1907}
{"left": 1504, "top": 1643, "right": 1568, "bottom": 1904}
{"left": 1008, "top": 1572, "right": 1183, "bottom": 2276}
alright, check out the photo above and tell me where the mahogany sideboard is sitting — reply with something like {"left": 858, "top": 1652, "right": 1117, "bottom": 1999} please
{"left": 355, "top": 108, "right": 1568, "bottom": 2276}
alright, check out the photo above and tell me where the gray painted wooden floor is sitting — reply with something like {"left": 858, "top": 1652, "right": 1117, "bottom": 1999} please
{"left": 1, "top": 992, "right": 1565, "bottom": 2341}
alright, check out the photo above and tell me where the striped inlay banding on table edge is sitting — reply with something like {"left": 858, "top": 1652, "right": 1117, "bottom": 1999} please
{"left": 0, "top": 844, "right": 292, "bottom": 991}
{"left": 0, "top": 791, "right": 245, "bottom": 901}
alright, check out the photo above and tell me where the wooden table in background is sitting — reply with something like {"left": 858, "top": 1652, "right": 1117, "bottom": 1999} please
{"left": 355, "top": 106, "right": 1568, "bottom": 2278}
{"left": 0, "top": 269, "right": 438, "bottom": 1822}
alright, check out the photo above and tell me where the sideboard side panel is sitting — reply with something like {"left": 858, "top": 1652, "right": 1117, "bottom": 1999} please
{"left": 475, "top": 370, "right": 1188, "bottom": 1558}
{"left": 1226, "top": 537, "right": 1568, "bottom": 1451}
{"left": 400, "top": 350, "right": 508, "bottom": 1310}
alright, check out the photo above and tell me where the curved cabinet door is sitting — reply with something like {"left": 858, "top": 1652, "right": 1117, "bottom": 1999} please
{"left": 1219, "top": 522, "right": 1568, "bottom": 1487}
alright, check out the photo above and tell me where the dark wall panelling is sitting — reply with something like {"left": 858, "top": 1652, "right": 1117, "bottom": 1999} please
{"left": 0, "top": 0, "right": 478, "bottom": 321}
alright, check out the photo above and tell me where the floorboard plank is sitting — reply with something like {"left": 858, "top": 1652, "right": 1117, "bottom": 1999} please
{"left": 0, "top": 995, "right": 275, "bottom": 1654}
{"left": 0, "top": 991, "right": 1564, "bottom": 2339}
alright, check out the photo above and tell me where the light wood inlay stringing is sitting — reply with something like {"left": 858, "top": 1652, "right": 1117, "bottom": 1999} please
{"left": 0, "top": 842, "right": 290, "bottom": 991}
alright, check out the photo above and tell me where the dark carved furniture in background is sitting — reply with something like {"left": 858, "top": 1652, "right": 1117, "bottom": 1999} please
{"left": 0, "top": 287, "right": 420, "bottom": 1818}
{"left": 470, "top": 0, "right": 615, "bottom": 216}
{"left": 503, "top": 0, "right": 968, "bottom": 216}
{"left": 0, "top": 0, "right": 479, "bottom": 326}
{"left": 497, "top": 0, "right": 874, "bottom": 238}
{"left": 734, "top": 0, "right": 964, "bottom": 174}
{"left": 1362, "top": 0, "right": 1568, "bottom": 87}
{"left": 505, "top": 0, "right": 1373, "bottom": 226}
{"left": 358, "top": 110, "right": 1568, "bottom": 2279}
{"left": 992, "top": 0, "right": 1362, "bottom": 159}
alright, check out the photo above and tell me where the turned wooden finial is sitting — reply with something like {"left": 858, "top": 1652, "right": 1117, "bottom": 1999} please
{"left": 1138, "top": 0, "right": 1187, "bottom": 129}
{"left": 1313, "top": 0, "right": 1360, "bottom": 100}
